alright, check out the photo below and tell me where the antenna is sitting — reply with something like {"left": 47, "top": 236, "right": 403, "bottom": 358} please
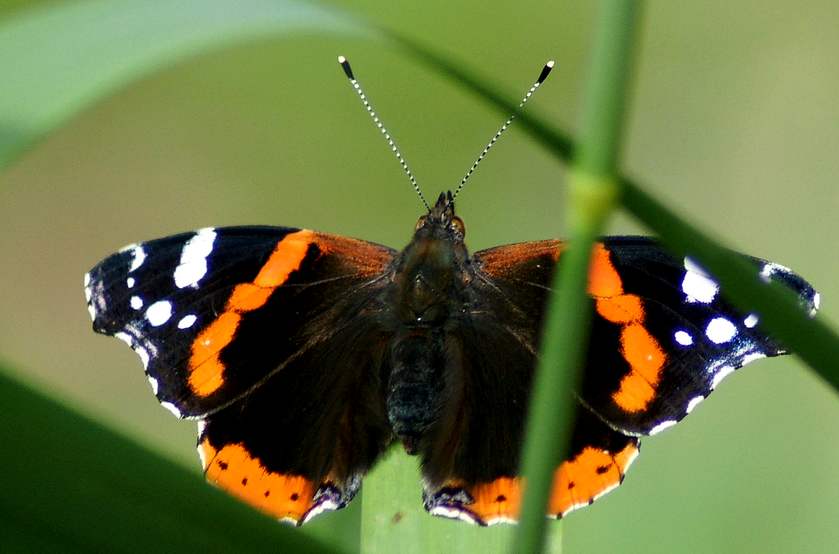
{"left": 452, "top": 60, "right": 555, "bottom": 200}
{"left": 338, "top": 55, "right": 431, "bottom": 211}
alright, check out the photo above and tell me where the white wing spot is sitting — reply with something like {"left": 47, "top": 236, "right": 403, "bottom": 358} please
{"left": 759, "top": 261, "right": 792, "bottom": 283}
{"left": 145, "top": 300, "right": 172, "bottom": 327}
{"left": 711, "top": 365, "right": 735, "bottom": 389}
{"left": 686, "top": 395, "right": 704, "bottom": 414}
{"left": 130, "top": 296, "right": 143, "bottom": 310}
{"left": 177, "top": 314, "right": 198, "bottom": 329}
{"left": 706, "top": 317, "right": 737, "bottom": 344}
{"left": 147, "top": 376, "right": 159, "bottom": 395}
{"left": 682, "top": 258, "right": 719, "bottom": 304}
{"left": 174, "top": 228, "right": 217, "bottom": 288}
{"left": 122, "top": 244, "right": 146, "bottom": 272}
{"left": 127, "top": 277, "right": 136, "bottom": 288}
{"left": 115, "top": 332, "right": 134, "bottom": 347}
{"left": 83, "top": 273, "right": 92, "bottom": 302}
{"left": 674, "top": 330, "right": 694, "bottom": 346}
{"left": 811, "top": 292, "right": 821, "bottom": 316}
{"left": 135, "top": 345, "right": 150, "bottom": 369}
{"left": 160, "top": 401, "right": 182, "bottom": 418}
{"left": 649, "top": 420, "right": 677, "bottom": 435}
{"left": 87, "top": 303, "right": 96, "bottom": 321}
{"left": 742, "top": 351, "right": 766, "bottom": 365}
{"left": 744, "top": 314, "right": 759, "bottom": 328}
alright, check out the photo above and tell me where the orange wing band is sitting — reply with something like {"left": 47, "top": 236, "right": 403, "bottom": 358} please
{"left": 187, "top": 230, "right": 315, "bottom": 397}
{"left": 589, "top": 244, "right": 667, "bottom": 413}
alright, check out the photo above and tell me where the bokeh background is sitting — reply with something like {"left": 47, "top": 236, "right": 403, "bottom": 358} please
{"left": 1, "top": 1, "right": 838, "bottom": 552}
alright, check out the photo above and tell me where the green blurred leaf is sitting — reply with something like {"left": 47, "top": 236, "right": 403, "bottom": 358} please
{"left": 0, "top": 0, "right": 363, "bottom": 169}
{"left": 0, "top": 366, "right": 340, "bottom": 553}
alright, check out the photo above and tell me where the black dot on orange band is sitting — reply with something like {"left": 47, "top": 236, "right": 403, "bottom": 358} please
{"left": 241, "top": 478, "right": 248, "bottom": 486}
{"left": 290, "top": 493, "right": 299, "bottom": 501}
{"left": 496, "top": 494, "right": 507, "bottom": 502}
{"left": 596, "top": 465, "right": 610, "bottom": 475}
{"left": 217, "top": 460, "right": 228, "bottom": 470}
{"left": 264, "top": 490, "right": 270, "bottom": 497}
{"left": 567, "top": 481, "right": 575, "bottom": 489}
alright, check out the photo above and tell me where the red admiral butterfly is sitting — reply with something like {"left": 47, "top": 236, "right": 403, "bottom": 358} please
{"left": 84, "top": 57, "right": 819, "bottom": 526}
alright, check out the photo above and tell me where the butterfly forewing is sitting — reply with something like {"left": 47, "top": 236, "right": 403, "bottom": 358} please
{"left": 85, "top": 226, "right": 396, "bottom": 418}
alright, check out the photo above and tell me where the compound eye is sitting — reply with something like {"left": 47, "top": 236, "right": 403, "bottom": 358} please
{"left": 451, "top": 216, "right": 466, "bottom": 237}
{"left": 415, "top": 215, "right": 428, "bottom": 230}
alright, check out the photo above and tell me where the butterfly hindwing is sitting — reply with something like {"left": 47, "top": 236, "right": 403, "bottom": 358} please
{"left": 197, "top": 318, "right": 395, "bottom": 525}
{"left": 422, "top": 405, "right": 639, "bottom": 525}
{"left": 85, "top": 226, "right": 397, "bottom": 418}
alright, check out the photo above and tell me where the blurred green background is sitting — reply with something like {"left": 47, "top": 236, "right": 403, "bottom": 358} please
{"left": 1, "top": 1, "right": 837, "bottom": 552}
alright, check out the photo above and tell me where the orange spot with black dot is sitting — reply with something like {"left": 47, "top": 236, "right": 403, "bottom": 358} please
{"left": 187, "top": 230, "right": 315, "bottom": 396}
{"left": 437, "top": 440, "right": 639, "bottom": 524}
{"left": 460, "top": 477, "right": 522, "bottom": 524}
{"left": 201, "top": 440, "right": 316, "bottom": 523}
{"left": 549, "top": 441, "right": 638, "bottom": 517}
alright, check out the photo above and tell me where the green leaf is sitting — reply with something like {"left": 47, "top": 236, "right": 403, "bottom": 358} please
{"left": 0, "top": 366, "right": 341, "bottom": 553}
{"left": 0, "top": 0, "right": 362, "bottom": 169}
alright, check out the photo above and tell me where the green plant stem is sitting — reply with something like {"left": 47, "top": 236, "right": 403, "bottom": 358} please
{"left": 513, "top": 2, "right": 642, "bottom": 552}
{"left": 0, "top": 368, "right": 340, "bottom": 553}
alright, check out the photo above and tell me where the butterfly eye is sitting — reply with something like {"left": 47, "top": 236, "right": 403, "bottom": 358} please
{"left": 415, "top": 215, "right": 428, "bottom": 230}
{"left": 451, "top": 216, "right": 466, "bottom": 237}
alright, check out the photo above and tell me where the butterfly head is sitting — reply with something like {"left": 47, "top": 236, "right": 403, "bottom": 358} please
{"left": 413, "top": 191, "right": 465, "bottom": 244}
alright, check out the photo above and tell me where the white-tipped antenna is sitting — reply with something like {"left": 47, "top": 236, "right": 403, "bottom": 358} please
{"left": 452, "top": 60, "right": 555, "bottom": 200}
{"left": 338, "top": 55, "right": 431, "bottom": 211}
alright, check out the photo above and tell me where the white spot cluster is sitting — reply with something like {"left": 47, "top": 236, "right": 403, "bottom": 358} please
{"left": 705, "top": 317, "right": 738, "bottom": 344}
{"left": 145, "top": 300, "right": 173, "bottom": 327}
{"left": 744, "top": 314, "right": 759, "bottom": 328}
{"left": 174, "top": 228, "right": 217, "bottom": 289}
{"left": 126, "top": 277, "right": 135, "bottom": 288}
{"left": 682, "top": 257, "right": 719, "bottom": 304}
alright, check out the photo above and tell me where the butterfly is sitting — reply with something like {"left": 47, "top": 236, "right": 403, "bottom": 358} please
{"left": 84, "top": 57, "right": 819, "bottom": 526}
